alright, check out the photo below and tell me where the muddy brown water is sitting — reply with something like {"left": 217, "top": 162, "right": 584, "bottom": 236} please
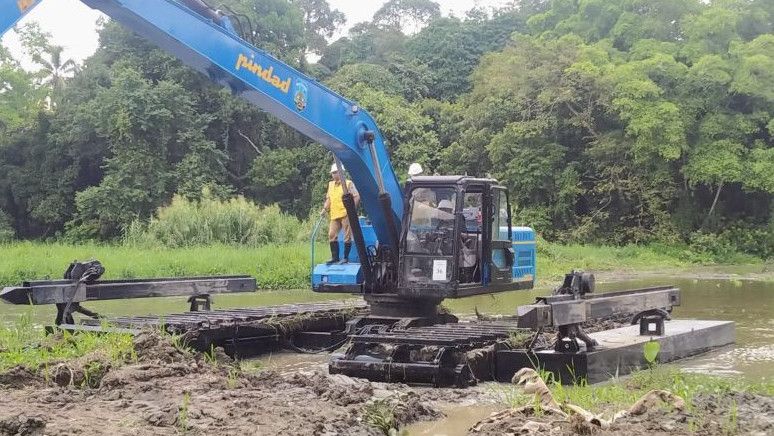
{"left": 2, "top": 267, "right": 772, "bottom": 382}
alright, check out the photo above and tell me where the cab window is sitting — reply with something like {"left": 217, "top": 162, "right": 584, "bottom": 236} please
{"left": 405, "top": 187, "right": 457, "bottom": 256}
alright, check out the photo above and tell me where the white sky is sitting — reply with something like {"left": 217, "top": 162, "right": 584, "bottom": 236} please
{"left": 2, "top": 0, "right": 512, "bottom": 69}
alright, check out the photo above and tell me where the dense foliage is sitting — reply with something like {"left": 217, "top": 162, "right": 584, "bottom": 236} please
{"left": 123, "top": 190, "right": 305, "bottom": 248}
{"left": 0, "top": 0, "right": 771, "bottom": 256}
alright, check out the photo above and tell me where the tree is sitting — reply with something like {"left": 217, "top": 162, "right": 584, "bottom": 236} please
{"left": 292, "top": 0, "right": 345, "bottom": 55}
{"left": 406, "top": 9, "right": 528, "bottom": 100}
{"left": 66, "top": 68, "right": 233, "bottom": 238}
{"left": 218, "top": 0, "right": 307, "bottom": 65}
{"left": 249, "top": 145, "right": 328, "bottom": 216}
{"left": 326, "top": 61, "right": 430, "bottom": 101}
{"left": 31, "top": 45, "right": 79, "bottom": 100}
{"left": 333, "top": 83, "right": 440, "bottom": 175}
{"left": 17, "top": 23, "right": 79, "bottom": 105}
{"left": 0, "top": 0, "right": 771, "bottom": 254}
{"left": 373, "top": 0, "right": 441, "bottom": 33}
{"left": 0, "top": 46, "right": 42, "bottom": 131}
{"left": 327, "top": 63, "right": 403, "bottom": 96}
{"left": 322, "top": 22, "right": 408, "bottom": 67}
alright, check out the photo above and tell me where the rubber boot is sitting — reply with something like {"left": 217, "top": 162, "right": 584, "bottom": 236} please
{"left": 340, "top": 242, "right": 352, "bottom": 264}
{"left": 326, "top": 241, "right": 340, "bottom": 265}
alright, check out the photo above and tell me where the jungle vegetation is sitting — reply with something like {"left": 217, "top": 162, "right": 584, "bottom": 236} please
{"left": 0, "top": 0, "right": 772, "bottom": 259}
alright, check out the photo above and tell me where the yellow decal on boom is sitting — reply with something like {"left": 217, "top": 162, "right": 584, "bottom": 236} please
{"left": 17, "top": 0, "right": 36, "bottom": 12}
{"left": 235, "top": 53, "right": 291, "bottom": 94}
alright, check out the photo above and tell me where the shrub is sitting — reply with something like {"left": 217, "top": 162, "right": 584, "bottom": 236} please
{"left": 124, "top": 193, "right": 304, "bottom": 248}
{"left": 718, "top": 222, "right": 774, "bottom": 260}
{"left": 689, "top": 222, "right": 773, "bottom": 261}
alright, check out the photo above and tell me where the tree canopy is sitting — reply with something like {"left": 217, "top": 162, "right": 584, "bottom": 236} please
{"left": 0, "top": 0, "right": 771, "bottom": 256}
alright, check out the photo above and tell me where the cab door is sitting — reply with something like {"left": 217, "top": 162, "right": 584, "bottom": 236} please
{"left": 488, "top": 187, "right": 514, "bottom": 285}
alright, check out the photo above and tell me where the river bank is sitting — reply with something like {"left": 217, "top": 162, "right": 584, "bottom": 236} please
{"left": 1, "top": 247, "right": 772, "bottom": 434}
{"left": 0, "top": 241, "right": 766, "bottom": 290}
{"left": 0, "top": 329, "right": 771, "bottom": 436}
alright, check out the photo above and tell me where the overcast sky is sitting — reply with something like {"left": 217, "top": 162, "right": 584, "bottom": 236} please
{"left": 2, "top": 0, "right": 512, "bottom": 69}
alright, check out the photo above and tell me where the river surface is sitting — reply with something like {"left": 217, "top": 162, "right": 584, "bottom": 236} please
{"left": 2, "top": 267, "right": 772, "bottom": 381}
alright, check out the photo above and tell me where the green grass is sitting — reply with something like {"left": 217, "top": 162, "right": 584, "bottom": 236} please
{"left": 0, "top": 240, "right": 762, "bottom": 290}
{"left": 0, "top": 241, "right": 329, "bottom": 290}
{"left": 362, "top": 399, "right": 399, "bottom": 435}
{"left": 0, "top": 310, "right": 135, "bottom": 373}
{"left": 123, "top": 193, "right": 307, "bottom": 248}
{"left": 535, "top": 241, "right": 760, "bottom": 287}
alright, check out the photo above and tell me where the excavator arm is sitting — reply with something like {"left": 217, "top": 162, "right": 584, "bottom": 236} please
{"left": 0, "top": 0, "right": 404, "bottom": 252}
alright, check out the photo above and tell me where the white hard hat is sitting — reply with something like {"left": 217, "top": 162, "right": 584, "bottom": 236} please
{"left": 408, "top": 162, "right": 423, "bottom": 177}
{"left": 330, "top": 163, "right": 343, "bottom": 173}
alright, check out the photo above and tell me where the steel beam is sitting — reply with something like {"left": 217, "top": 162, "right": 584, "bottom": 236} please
{"left": 0, "top": 275, "right": 256, "bottom": 305}
{"left": 517, "top": 286, "right": 681, "bottom": 329}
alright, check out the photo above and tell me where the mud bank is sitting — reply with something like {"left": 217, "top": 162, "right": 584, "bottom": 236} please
{"left": 469, "top": 391, "right": 774, "bottom": 435}
{"left": 1, "top": 325, "right": 771, "bottom": 435}
{"left": 0, "top": 332, "right": 443, "bottom": 436}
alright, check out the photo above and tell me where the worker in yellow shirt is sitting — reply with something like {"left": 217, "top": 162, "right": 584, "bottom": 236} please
{"left": 322, "top": 163, "right": 359, "bottom": 264}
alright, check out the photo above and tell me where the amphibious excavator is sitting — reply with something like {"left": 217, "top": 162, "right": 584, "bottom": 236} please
{"left": 2, "top": 1, "right": 732, "bottom": 387}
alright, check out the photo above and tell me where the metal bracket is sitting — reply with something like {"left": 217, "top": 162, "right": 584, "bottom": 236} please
{"left": 632, "top": 308, "right": 670, "bottom": 336}
{"left": 188, "top": 294, "right": 212, "bottom": 311}
{"left": 555, "top": 337, "right": 581, "bottom": 353}
{"left": 54, "top": 302, "right": 101, "bottom": 326}
{"left": 639, "top": 316, "right": 665, "bottom": 336}
{"left": 555, "top": 323, "right": 598, "bottom": 353}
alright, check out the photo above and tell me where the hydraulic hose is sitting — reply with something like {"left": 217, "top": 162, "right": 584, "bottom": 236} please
{"left": 309, "top": 213, "right": 325, "bottom": 286}
{"left": 179, "top": 0, "right": 222, "bottom": 23}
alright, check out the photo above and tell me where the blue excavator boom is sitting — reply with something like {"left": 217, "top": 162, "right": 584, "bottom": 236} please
{"left": 0, "top": 0, "right": 404, "bottom": 248}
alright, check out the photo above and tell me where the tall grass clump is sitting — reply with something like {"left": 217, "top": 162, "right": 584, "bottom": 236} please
{"left": 0, "top": 310, "right": 135, "bottom": 372}
{"left": 124, "top": 193, "right": 305, "bottom": 248}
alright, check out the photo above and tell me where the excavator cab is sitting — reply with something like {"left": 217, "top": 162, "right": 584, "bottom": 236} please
{"left": 397, "top": 176, "right": 535, "bottom": 299}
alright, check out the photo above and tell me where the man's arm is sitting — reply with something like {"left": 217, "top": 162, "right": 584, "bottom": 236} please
{"left": 322, "top": 189, "right": 330, "bottom": 215}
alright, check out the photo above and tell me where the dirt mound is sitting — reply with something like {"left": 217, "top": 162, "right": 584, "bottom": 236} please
{"left": 392, "top": 391, "right": 444, "bottom": 425}
{"left": 0, "top": 355, "right": 440, "bottom": 436}
{"left": 690, "top": 392, "right": 773, "bottom": 435}
{"left": 49, "top": 353, "right": 113, "bottom": 388}
{"left": 132, "top": 330, "right": 192, "bottom": 363}
{"left": 0, "top": 367, "right": 42, "bottom": 389}
{"left": 285, "top": 370, "right": 375, "bottom": 405}
{"left": 0, "top": 414, "right": 45, "bottom": 436}
{"left": 100, "top": 331, "right": 235, "bottom": 389}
